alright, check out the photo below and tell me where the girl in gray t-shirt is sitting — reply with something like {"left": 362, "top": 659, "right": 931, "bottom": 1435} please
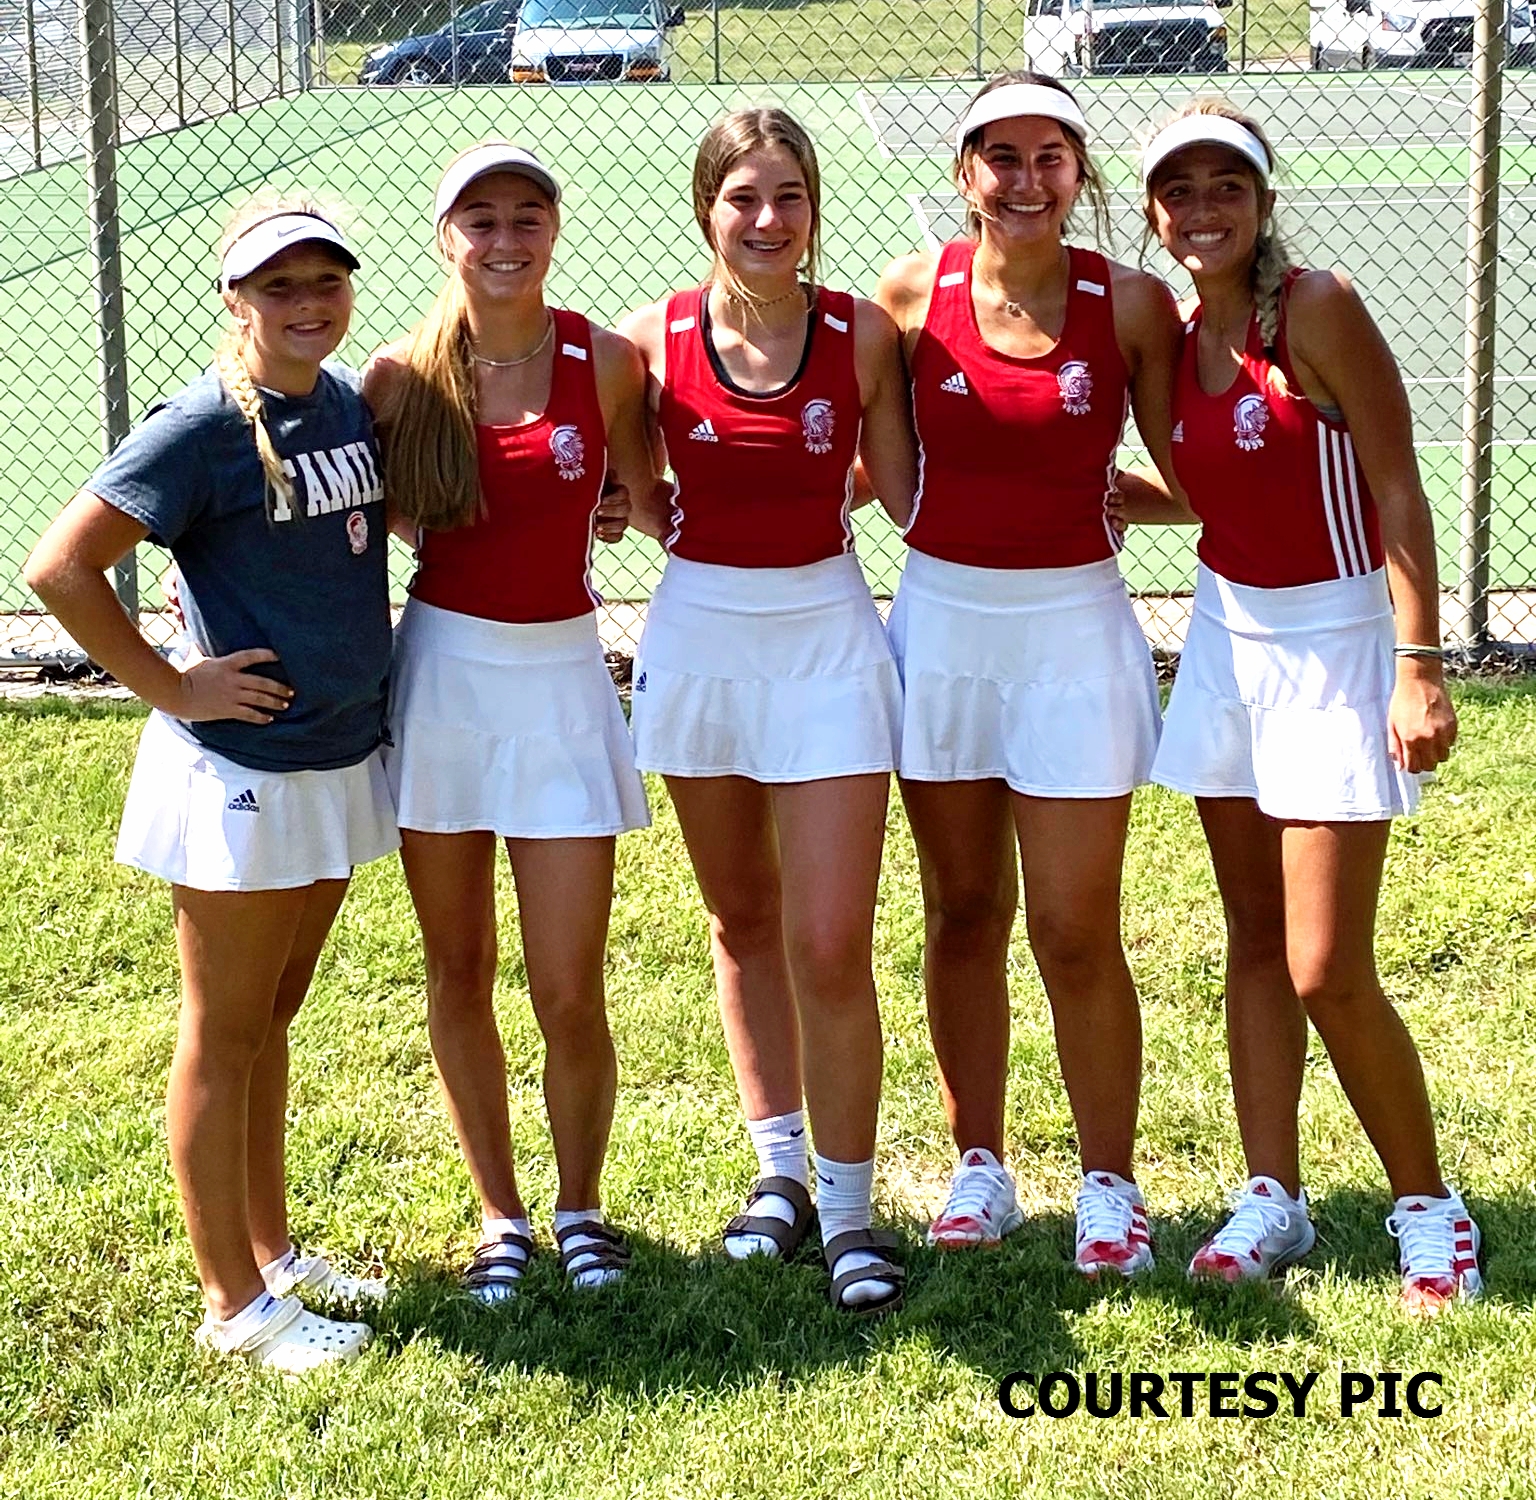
{"left": 25, "top": 197, "right": 396, "bottom": 1375}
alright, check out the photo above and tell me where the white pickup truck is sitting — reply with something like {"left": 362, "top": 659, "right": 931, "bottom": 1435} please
{"left": 1310, "top": 0, "right": 1534, "bottom": 68}
{"left": 1024, "top": 0, "right": 1229, "bottom": 76}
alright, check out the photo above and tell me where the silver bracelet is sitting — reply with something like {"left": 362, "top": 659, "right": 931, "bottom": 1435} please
{"left": 1393, "top": 643, "right": 1445, "bottom": 659}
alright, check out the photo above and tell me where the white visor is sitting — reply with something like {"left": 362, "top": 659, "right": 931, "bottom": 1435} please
{"left": 219, "top": 213, "right": 358, "bottom": 292}
{"left": 434, "top": 143, "right": 561, "bottom": 224}
{"left": 1141, "top": 114, "right": 1271, "bottom": 186}
{"left": 954, "top": 82, "right": 1090, "bottom": 157}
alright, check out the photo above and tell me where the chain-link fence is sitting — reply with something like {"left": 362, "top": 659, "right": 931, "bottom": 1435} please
{"left": 3, "top": 0, "right": 1533, "bottom": 665}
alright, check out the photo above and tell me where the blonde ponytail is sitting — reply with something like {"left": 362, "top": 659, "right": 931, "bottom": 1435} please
{"left": 373, "top": 270, "right": 482, "bottom": 531}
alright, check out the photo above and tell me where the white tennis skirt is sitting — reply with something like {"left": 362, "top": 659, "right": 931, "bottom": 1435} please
{"left": 1152, "top": 563, "right": 1420, "bottom": 821}
{"left": 888, "top": 550, "right": 1161, "bottom": 797}
{"left": 385, "top": 598, "right": 649, "bottom": 838}
{"left": 631, "top": 552, "right": 902, "bottom": 782}
{"left": 115, "top": 710, "right": 399, "bottom": 892}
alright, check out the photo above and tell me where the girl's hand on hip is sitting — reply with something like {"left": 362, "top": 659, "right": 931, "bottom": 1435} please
{"left": 595, "top": 473, "right": 630, "bottom": 544}
{"left": 175, "top": 648, "right": 292, "bottom": 724}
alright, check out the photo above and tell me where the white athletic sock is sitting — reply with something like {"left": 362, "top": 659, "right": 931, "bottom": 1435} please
{"left": 554, "top": 1208, "right": 623, "bottom": 1289}
{"left": 724, "top": 1109, "right": 810, "bottom": 1261}
{"left": 814, "top": 1152, "right": 898, "bottom": 1308}
{"left": 469, "top": 1215, "right": 533, "bottom": 1305}
{"left": 258, "top": 1245, "right": 297, "bottom": 1291}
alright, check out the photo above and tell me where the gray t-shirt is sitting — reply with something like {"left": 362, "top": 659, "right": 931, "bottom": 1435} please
{"left": 88, "top": 366, "right": 391, "bottom": 772}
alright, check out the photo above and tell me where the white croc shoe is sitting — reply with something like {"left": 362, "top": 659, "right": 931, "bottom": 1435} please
{"left": 1387, "top": 1188, "right": 1483, "bottom": 1315}
{"left": 262, "top": 1248, "right": 387, "bottom": 1307}
{"left": 1189, "top": 1176, "right": 1316, "bottom": 1283}
{"left": 1074, "top": 1171, "right": 1154, "bottom": 1278}
{"left": 196, "top": 1291, "right": 373, "bottom": 1375}
{"left": 927, "top": 1148, "right": 1024, "bottom": 1250}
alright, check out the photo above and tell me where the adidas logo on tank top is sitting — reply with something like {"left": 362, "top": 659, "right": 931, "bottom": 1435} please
{"left": 940, "top": 372, "right": 969, "bottom": 396}
{"left": 226, "top": 789, "right": 260, "bottom": 813}
{"left": 689, "top": 419, "right": 719, "bottom": 443}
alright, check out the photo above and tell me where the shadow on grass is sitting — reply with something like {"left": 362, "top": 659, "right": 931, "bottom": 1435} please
{"left": 378, "top": 1187, "right": 1536, "bottom": 1397}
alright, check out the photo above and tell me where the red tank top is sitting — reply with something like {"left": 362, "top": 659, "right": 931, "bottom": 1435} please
{"left": 658, "top": 286, "right": 862, "bottom": 568}
{"left": 906, "top": 241, "right": 1128, "bottom": 570}
{"left": 1171, "top": 271, "right": 1384, "bottom": 589}
{"left": 410, "top": 309, "right": 605, "bottom": 624}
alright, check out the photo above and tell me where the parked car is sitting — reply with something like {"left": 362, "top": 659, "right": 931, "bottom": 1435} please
{"left": 1024, "top": 0, "right": 1228, "bottom": 76}
{"left": 507, "top": 0, "right": 680, "bottom": 83}
{"left": 358, "top": 0, "right": 522, "bottom": 85}
{"left": 1310, "top": 0, "right": 1533, "bottom": 67}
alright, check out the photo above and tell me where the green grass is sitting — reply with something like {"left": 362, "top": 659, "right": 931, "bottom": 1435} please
{"left": 3, "top": 684, "right": 1536, "bottom": 1495}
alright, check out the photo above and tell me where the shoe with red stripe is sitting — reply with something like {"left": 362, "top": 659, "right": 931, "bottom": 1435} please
{"left": 926, "top": 1148, "right": 1024, "bottom": 1250}
{"left": 1189, "top": 1176, "right": 1314, "bottom": 1283}
{"left": 1074, "top": 1171, "right": 1153, "bottom": 1278}
{"left": 1387, "top": 1189, "right": 1483, "bottom": 1316}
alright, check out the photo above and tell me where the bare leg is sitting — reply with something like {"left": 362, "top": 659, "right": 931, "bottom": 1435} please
{"left": 400, "top": 829, "right": 522, "bottom": 1221}
{"left": 1011, "top": 794, "right": 1140, "bottom": 1179}
{"left": 773, "top": 775, "right": 889, "bottom": 1163}
{"left": 1281, "top": 820, "right": 1444, "bottom": 1199}
{"left": 168, "top": 884, "right": 314, "bottom": 1321}
{"left": 666, "top": 775, "right": 801, "bottom": 1122}
{"left": 245, "top": 877, "right": 351, "bottom": 1267}
{"left": 900, "top": 777, "right": 1018, "bottom": 1157}
{"left": 505, "top": 836, "right": 618, "bottom": 1211}
{"left": 1198, "top": 798, "right": 1306, "bottom": 1197}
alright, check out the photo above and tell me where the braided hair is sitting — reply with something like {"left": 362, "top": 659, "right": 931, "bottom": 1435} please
{"left": 215, "top": 193, "right": 342, "bottom": 521}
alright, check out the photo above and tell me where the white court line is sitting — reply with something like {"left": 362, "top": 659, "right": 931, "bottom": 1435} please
{"left": 855, "top": 89, "right": 891, "bottom": 162}
{"left": 905, "top": 193, "right": 941, "bottom": 251}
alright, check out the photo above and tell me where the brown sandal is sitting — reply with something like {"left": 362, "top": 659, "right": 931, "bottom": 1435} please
{"left": 555, "top": 1220, "right": 631, "bottom": 1285}
{"left": 824, "top": 1228, "right": 906, "bottom": 1316}
{"left": 723, "top": 1175, "right": 817, "bottom": 1260}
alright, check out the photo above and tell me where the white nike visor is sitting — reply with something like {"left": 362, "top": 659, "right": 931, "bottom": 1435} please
{"left": 219, "top": 212, "right": 359, "bottom": 292}
{"left": 433, "top": 143, "right": 562, "bottom": 226}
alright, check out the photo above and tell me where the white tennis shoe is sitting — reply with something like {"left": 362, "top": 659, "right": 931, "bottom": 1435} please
{"left": 262, "top": 1248, "right": 387, "bottom": 1306}
{"left": 1074, "top": 1171, "right": 1153, "bottom": 1277}
{"left": 1387, "top": 1188, "right": 1483, "bottom": 1315}
{"left": 1189, "top": 1176, "right": 1315, "bottom": 1283}
{"left": 927, "top": 1148, "right": 1024, "bottom": 1249}
{"left": 196, "top": 1291, "right": 372, "bottom": 1375}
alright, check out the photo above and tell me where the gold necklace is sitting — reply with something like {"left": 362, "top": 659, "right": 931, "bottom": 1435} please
{"left": 725, "top": 284, "right": 808, "bottom": 312}
{"left": 470, "top": 313, "right": 554, "bottom": 368}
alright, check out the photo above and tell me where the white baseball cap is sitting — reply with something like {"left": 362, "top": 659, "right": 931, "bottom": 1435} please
{"left": 954, "top": 82, "right": 1091, "bottom": 156}
{"left": 1141, "top": 114, "right": 1272, "bottom": 186}
{"left": 433, "top": 143, "right": 562, "bottom": 225}
{"left": 219, "top": 212, "right": 359, "bottom": 292}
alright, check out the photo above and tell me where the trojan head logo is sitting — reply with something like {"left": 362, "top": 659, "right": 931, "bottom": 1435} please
{"left": 346, "top": 509, "right": 369, "bottom": 555}
{"left": 1233, "top": 394, "right": 1270, "bottom": 452}
{"left": 1058, "top": 360, "right": 1092, "bottom": 416}
{"left": 801, "top": 399, "right": 835, "bottom": 455}
{"left": 550, "top": 424, "right": 586, "bottom": 480}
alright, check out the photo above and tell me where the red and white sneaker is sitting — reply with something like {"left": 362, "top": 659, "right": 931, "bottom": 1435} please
{"left": 927, "top": 1148, "right": 1024, "bottom": 1250}
{"left": 1189, "top": 1176, "right": 1315, "bottom": 1283}
{"left": 1387, "top": 1189, "right": 1483, "bottom": 1316}
{"left": 1074, "top": 1171, "right": 1153, "bottom": 1277}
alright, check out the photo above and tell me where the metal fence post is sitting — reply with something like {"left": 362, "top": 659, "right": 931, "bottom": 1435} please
{"left": 227, "top": 0, "right": 240, "bottom": 109}
{"left": 1458, "top": 0, "right": 1505, "bottom": 648}
{"left": 292, "top": 0, "right": 313, "bottom": 91}
{"left": 973, "top": 0, "right": 984, "bottom": 77}
{"left": 712, "top": 0, "right": 721, "bottom": 84}
{"left": 25, "top": 0, "right": 44, "bottom": 170}
{"left": 172, "top": 0, "right": 186, "bottom": 123}
{"left": 82, "top": 0, "right": 136, "bottom": 620}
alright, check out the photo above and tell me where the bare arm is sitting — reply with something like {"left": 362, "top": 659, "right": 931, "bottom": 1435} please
{"left": 1112, "top": 265, "right": 1187, "bottom": 504}
{"left": 24, "top": 493, "right": 291, "bottom": 723}
{"left": 593, "top": 324, "right": 662, "bottom": 544}
{"left": 852, "top": 297, "right": 917, "bottom": 528}
{"left": 362, "top": 345, "right": 420, "bottom": 544}
{"left": 1113, "top": 466, "right": 1199, "bottom": 526}
{"left": 615, "top": 300, "right": 675, "bottom": 542}
{"left": 1286, "top": 269, "right": 1455, "bottom": 772}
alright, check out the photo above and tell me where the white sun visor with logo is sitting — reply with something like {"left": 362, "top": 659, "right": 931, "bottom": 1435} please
{"left": 219, "top": 213, "right": 359, "bottom": 292}
{"left": 1140, "top": 115, "right": 1272, "bottom": 186}
{"left": 434, "top": 143, "right": 562, "bottom": 225}
{"left": 953, "top": 83, "right": 1091, "bottom": 156}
